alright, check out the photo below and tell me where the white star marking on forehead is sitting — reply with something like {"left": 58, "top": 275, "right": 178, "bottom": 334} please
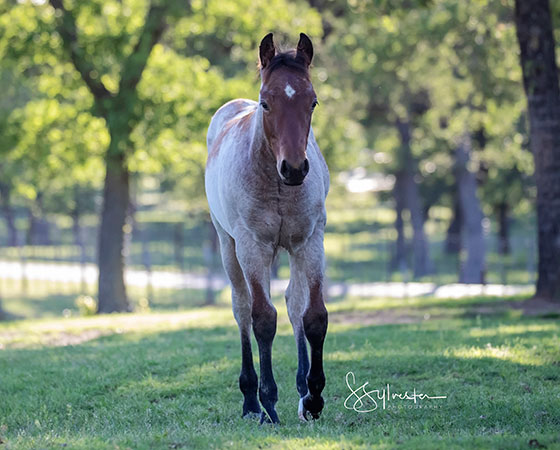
{"left": 284, "top": 83, "right": 296, "bottom": 98}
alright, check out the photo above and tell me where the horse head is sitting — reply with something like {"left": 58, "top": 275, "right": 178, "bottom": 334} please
{"left": 258, "top": 33, "right": 318, "bottom": 186}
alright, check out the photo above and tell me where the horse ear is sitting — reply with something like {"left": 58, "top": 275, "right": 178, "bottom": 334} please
{"left": 259, "top": 33, "right": 275, "bottom": 69}
{"left": 296, "top": 33, "right": 313, "bottom": 66}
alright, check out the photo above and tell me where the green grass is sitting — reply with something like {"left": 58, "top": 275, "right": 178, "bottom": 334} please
{"left": 1, "top": 294, "right": 560, "bottom": 449}
{"left": 0, "top": 277, "right": 217, "bottom": 319}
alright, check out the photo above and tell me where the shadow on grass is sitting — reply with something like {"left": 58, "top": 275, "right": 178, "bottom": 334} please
{"left": 0, "top": 285, "right": 230, "bottom": 320}
{"left": 2, "top": 292, "right": 78, "bottom": 318}
{"left": 1, "top": 310, "right": 559, "bottom": 449}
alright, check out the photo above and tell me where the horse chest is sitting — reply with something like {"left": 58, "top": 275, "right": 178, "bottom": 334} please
{"left": 278, "top": 216, "right": 316, "bottom": 252}
{"left": 237, "top": 191, "right": 321, "bottom": 252}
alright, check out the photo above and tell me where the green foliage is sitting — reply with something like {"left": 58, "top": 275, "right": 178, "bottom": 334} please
{"left": 0, "top": 0, "right": 551, "bottom": 247}
{"left": 318, "top": 0, "right": 535, "bottom": 214}
{"left": 74, "top": 294, "right": 98, "bottom": 316}
{"left": 0, "top": 0, "right": 326, "bottom": 214}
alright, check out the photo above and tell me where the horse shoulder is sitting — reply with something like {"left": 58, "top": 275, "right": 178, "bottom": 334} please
{"left": 308, "top": 127, "right": 330, "bottom": 198}
{"left": 207, "top": 99, "right": 256, "bottom": 165}
{"left": 206, "top": 99, "right": 258, "bottom": 237}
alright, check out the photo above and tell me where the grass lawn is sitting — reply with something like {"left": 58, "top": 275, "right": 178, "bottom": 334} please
{"left": 1, "top": 294, "right": 559, "bottom": 449}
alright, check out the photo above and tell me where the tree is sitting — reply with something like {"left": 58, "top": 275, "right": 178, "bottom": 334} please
{"left": 514, "top": 0, "right": 560, "bottom": 301}
{"left": 416, "top": 0, "right": 530, "bottom": 283}
{"left": 45, "top": 0, "right": 322, "bottom": 313}
{"left": 48, "top": 0, "right": 170, "bottom": 312}
{"left": 0, "top": 68, "right": 33, "bottom": 247}
{"left": 320, "top": 3, "right": 436, "bottom": 278}
{"left": 0, "top": 0, "right": 323, "bottom": 314}
{"left": 454, "top": 132, "right": 486, "bottom": 283}
{"left": 6, "top": 92, "right": 107, "bottom": 249}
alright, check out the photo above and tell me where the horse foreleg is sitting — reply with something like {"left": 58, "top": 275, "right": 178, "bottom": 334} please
{"left": 250, "top": 281, "right": 279, "bottom": 424}
{"left": 302, "top": 279, "right": 328, "bottom": 419}
{"left": 236, "top": 240, "right": 279, "bottom": 424}
{"left": 285, "top": 267, "right": 311, "bottom": 420}
{"left": 290, "top": 232, "right": 328, "bottom": 420}
{"left": 213, "top": 220, "right": 260, "bottom": 418}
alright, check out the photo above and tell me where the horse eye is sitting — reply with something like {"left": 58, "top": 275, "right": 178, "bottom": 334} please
{"left": 260, "top": 101, "right": 270, "bottom": 111}
{"left": 311, "top": 99, "right": 319, "bottom": 110}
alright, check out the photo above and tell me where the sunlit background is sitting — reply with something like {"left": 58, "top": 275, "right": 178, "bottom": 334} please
{"left": 2, "top": 0, "right": 555, "bottom": 318}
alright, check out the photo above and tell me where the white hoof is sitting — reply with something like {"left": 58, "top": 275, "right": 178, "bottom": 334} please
{"left": 298, "top": 398, "right": 307, "bottom": 422}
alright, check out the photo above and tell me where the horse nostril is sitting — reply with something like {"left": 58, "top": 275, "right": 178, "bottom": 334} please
{"left": 280, "top": 160, "right": 290, "bottom": 178}
{"left": 280, "top": 159, "right": 308, "bottom": 184}
{"left": 301, "top": 159, "right": 309, "bottom": 176}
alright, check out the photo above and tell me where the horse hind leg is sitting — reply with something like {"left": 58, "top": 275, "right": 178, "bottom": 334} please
{"left": 213, "top": 221, "right": 260, "bottom": 418}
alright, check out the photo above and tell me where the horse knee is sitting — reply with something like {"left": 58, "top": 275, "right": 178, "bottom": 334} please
{"left": 306, "top": 368, "right": 325, "bottom": 394}
{"left": 239, "top": 369, "right": 258, "bottom": 395}
{"left": 303, "top": 302, "right": 328, "bottom": 346}
{"left": 252, "top": 301, "right": 277, "bottom": 342}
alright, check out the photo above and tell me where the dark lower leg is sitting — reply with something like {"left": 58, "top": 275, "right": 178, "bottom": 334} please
{"left": 252, "top": 289, "right": 279, "bottom": 424}
{"left": 239, "top": 331, "right": 260, "bottom": 416}
{"left": 302, "top": 284, "right": 328, "bottom": 419}
{"left": 295, "top": 329, "right": 310, "bottom": 398}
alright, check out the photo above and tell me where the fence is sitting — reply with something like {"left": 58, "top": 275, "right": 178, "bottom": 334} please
{"left": 0, "top": 204, "right": 538, "bottom": 314}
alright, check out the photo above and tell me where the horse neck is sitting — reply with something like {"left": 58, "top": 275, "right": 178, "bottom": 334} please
{"left": 248, "top": 105, "right": 276, "bottom": 175}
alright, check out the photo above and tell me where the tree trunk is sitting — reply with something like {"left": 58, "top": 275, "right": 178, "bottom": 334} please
{"left": 515, "top": 0, "right": 560, "bottom": 301}
{"left": 97, "top": 137, "right": 130, "bottom": 313}
{"left": 26, "top": 192, "right": 50, "bottom": 246}
{"left": 445, "top": 194, "right": 462, "bottom": 254}
{"left": 0, "top": 182, "right": 18, "bottom": 247}
{"left": 455, "top": 133, "right": 486, "bottom": 284}
{"left": 395, "top": 118, "right": 432, "bottom": 278}
{"left": 496, "top": 202, "right": 511, "bottom": 255}
{"left": 124, "top": 178, "right": 137, "bottom": 268}
{"left": 0, "top": 300, "right": 6, "bottom": 321}
{"left": 391, "top": 173, "right": 407, "bottom": 273}
{"left": 173, "top": 222, "right": 184, "bottom": 271}
{"left": 72, "top": 208, "right": 82, "bottom": 247}
{"left": 403, "top": 173, "right": 431, "bottom": 277}
{"left": 49, "top": 0, "right": 168, "bottom": 312}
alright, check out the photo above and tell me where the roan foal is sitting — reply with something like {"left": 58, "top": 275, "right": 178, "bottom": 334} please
{"left": 205, "top": 33, "right": 329, "bottom": 424}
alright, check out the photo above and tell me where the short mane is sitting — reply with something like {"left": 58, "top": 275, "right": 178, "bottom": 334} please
{"left": 262, "top": 50, "right": 309, "bottom": 75}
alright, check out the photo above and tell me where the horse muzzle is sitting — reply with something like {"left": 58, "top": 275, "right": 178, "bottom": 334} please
{"left": 279, "top": 159, "right": 309, "bottom": 186}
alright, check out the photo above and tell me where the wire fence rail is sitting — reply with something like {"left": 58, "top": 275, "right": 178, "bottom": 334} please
{"left": 0, "top": 213, "right": 538, "bottom": 313}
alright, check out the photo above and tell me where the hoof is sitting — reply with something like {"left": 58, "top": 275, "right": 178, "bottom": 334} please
{"left": 242, "top": 411, "right": 261, "bottom": 420}
{"left": 260, "top": 411, "right": 272, "bottom": 424}
{"left": 242, "top": 399, "right": 261, "bottom": 418}
{"left": 298, "top": 398, "right": 308, "bottom": 422}
{"left": 260, "top": 409, "right": 280, "bottom": 425}
{"left": 301, "top": 393, "right": 324, "bottom": 420}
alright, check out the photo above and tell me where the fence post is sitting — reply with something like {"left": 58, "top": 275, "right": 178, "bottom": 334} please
{"left": 17, "top": 233, "right": 27, "bottom": 296}
{"left": 204, "top": 220, "right": 218, "bottom": 305}
{"left": 526, "top": 237, "right": 535, "bottom": 285}
{"left": 0, "top": 262, "right": 4, "bottom": 320}
{"left": 141, "top": 226, "right": 152, "bottom": 305}
{"left": 80, "top": 240, "right": 87, "bottom": 295}
{"left": 174, "top": 222, "right": 184, "bottom": 272}
{"left": 385, "top": 234, "right": 391, "bottom": 283}
{"left": 400, "top": 259, "right": 409, "bottom": 298}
